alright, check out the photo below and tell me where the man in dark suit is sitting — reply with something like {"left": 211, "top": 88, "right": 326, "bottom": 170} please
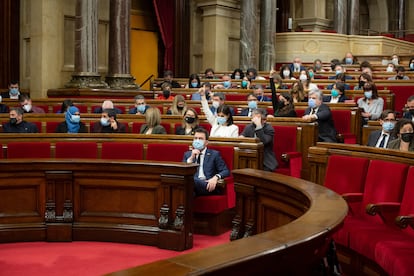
{"left": 288, "top": 57, "right": 306, "bottom": 73}
{"left": 3, "top": 107, "right": 38, "bottom": 133}
{"left": 129, "top": 95, "right": 150, "bottom": 115}
{"left": 402, "top": 95, "right": 414, "bottom": 122}
{"left": 1, "top": 80, "right": 20, "bottom": 100}
{"left": 183, "top": 127, "right": 230, "bottom": 196}
{"left": 302, "top": 89, "right": 337, "bottom": 142}
{"left": 240, "top": 108, "right": 277, "bottom": 171}
{"left": 239, "top": 93, "right": 258, "bottom": 117}
{"left": 367, "top": 110, "right": 397, "bottom": 148}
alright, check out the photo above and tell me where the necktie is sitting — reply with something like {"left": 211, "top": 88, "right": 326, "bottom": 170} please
{"left": 197, "top": 153, "right": 205, "bottom": 179}
{"left": 378, "top": 134, "right": 387, "bottom": 148}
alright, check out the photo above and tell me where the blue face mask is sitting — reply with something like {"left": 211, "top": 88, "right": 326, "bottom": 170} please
{"left": 410, "top": 63, "right": 414, "bottom": 70}
{"left": 71, "top": 115, "right": 81, "bottom": 123}
{"left": 223, "top": 81, "right": 231, "bottom": 88}
{"left": 217, "top": 116, "right": 227, "bottom": 125}
{"left": 335, "top": 70, "right": 342, "bottom": 75}
{"left": 308, "top": 98, "right": 316, "bottom": 109}
{"left": 191, "top": 82, "right": 198, "bottom": 88}
{"left": 382, "top": 121, "right": 394, "bottom": 132}
{"left": 100, "top": 117, "right": 110, "bottom": 126}
{"left": 345, "top": 58, "right": 353, "bottom": 64}
{"left": 137, "top": 105, "right": 146, "bottom": 113}
{"left": 248, "top": 100, "right": 257, "bottom": 109}
{"left": 234, "top": 75, "right": 241, "bottom": 80}
{"left": 241, "top": 80, "right": 248, "bottom": 88}
{"left": 10, "top": 88, "right": 19, "bottom": 95}
{"left": 192, "top": 139, "right": 204, "bottom": 150}
{"left": 364, "top": 91, "right": 373, "bottom": 99}
{"left": 331, "top": 89, "right": 339, "bottom": 97}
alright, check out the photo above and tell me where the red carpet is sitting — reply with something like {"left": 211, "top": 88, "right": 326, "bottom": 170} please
{"left": 0, "top": 231, "right": 231, "bottom": 276}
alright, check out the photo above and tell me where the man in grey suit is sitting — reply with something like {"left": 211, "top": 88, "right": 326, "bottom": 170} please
{"left": 367, "top": 110, "right": 397, "bottom": 148}
{"left": 239, "top": 108, "right": 277, "bottom": 172}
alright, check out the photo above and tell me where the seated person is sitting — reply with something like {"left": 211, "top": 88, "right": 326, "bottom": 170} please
{"left": 158, "top": 70, "right": 181, "bottom": 88}
{"left": 204, "top": 68, "right": 216, "bottom": 79}
{"left": 313, "top": 58, "right": 326, "bottom": 72}
{"left": 240, "top": 76, "right": 251, "bottom": 89}
{"left": 57, "top": 99, "right": 73, "bottom": 114}
{"left": 388, "top": 66, "right": 410, "bottom": 80}
{"left": 167, "top": 95, "right": 187, "bottom": 115}
{"left": 367, "top": 110, "right": 397, "bottom": 148}
{"left": 290, "top": 80, "right": 306, "bottom": 103}
{"left": 246, "top": 67, "right": 266, "bottom": 80}
{"left": 129, "top": 95, "right": 150, "bottom": 115}
{"left": 279, "top": 64, "right": 295, "bottom": 81}
{"left": 200, "top": 87, "right": 238, "bottom": 138}
{"left": 302, "top": 89, "right": 337, "bottom": 142}
{"left": 1, "top": 80, "right": 20, "bottom": 99}
{"left": 139, "top": 107, "right": 167, "bottom": 134}
{"left": 328, "top": 64, "right": 353, "bottom": 81}
{"left": 183, "top": 127, "right": 230, "bottom": 196}
{"left": 354, "top": 72, "right": 373, "bottom": 90}
{"left": 409, "top": 57, "right": 414, "bottom": 71}
{"left": 253, "top": 84, "right": 271, "bottom": 102}
{"left": 239, "top": 93, "right": 258, "bottom": 117}
{"left": 298, "top": 69, "right": 318, "bottom": 90}
{"left": 403, "top": 95, "right": 414, "bottom": 122}
{"left": 92, "top": 108, "right": 126, "bottom": 133}
{"left": 231, "top": 68, "right": 244, "bottom": 80}
{"left": 185, "top": 73, "right": 201, "bottom": 89}
{"left": 387, "top": 119, "right": 414, "bottom": 152}
{"left": 269, "top": 69, "right": 296, "bottom": 117}
{"left": 3, "top": 107, "right": 38, "bottom": 133}
{"left": 358, "top": 82, "right": 384, "bottom": 124}
{"left": 157, "top": 82, "right": 174, "bottom": 100}
{"left": 175, "top": 108, "right": 199, "bottom": 135}
{"left": 386, "top": 62, "right": 396, "bottom": 73}
{"left": 342, "top": 52, "right": 358, "bottom": 65}
{"left": 93, "top": 100, "right": 123, "bottom": 114}
{"left": 18, "top": 94, "right": 45, "bottom": 113}
{"left": 209, "top": 92, "right": 234, "bottom": 116}
{"left": 239, "top": 108, "right": 277, "bottom": 172}
{"left": 327, "top": 73, "right": 351, "bottom": 90}
{"left": 323, "top": 82, "right": 348, "bottom": 103}
{"left": 289, "top": 57, "right": 306, "bottom": 73}
{"left": 214, "top": 74, "right": 235, "bottom": 89}
{"left": 55, "top": 106, "right": 88, "bottom": 133}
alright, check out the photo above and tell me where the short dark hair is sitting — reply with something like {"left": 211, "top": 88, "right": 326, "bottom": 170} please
{"left": 380, "top": 109, "right": 395, "bottom": 120}
{"left": 407, "top": 95, "right": 414, "bottom": 102}
{"left": 163, "top": 70, "right": 173, "bottom": 77}
{"left": 194, "top": 127, "right": 209, "bottom": 140}
{"left": 396, "top": 66, "right": 405, "bottom": 72}
{"left": 103, "top": 108, "right": 117, "bottom": 119}
{"left": 252, "top": 108, "right": 267, "bottom": 119}
{"left": 10, "top": 107, "right": 24, "bottom": 115}
{"left": 18, "top": 93, "right": 30, "bottom": 103}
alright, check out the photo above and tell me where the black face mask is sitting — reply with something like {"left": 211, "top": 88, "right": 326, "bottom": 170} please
{"left": 177, "top": 106, "right": 184, "bottom": 110}
{"left": 397, "top": 75, "right": 404, "bottom": 80}
{"left": 163, "top": 90, "right": 170, "bottom": 98}
{"left": 409, "top": 109, "right": 414, "bottom": 115}
{"left": 185, "top": 117, "right": 195, "bottom": 124}
{"left": 401, "top": 133, "right": 414, "bottom": 143}
{"left": 205, "top": 76, "right": 213, "bottom": 79}
{"left": 9, "top": 118, "right": 17, "bottom": 125}
{"left": 359, "top": 81, "right": 365, "bottom": 88}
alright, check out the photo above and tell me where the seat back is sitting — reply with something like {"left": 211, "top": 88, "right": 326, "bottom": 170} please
{"left": 361, "top": 160, "right": 408, "bottom": 220}
{"left": 399, "top": 166, "right": 414, "bottom": 237}
{"left": 273, "top": 125, "right": 297, "bottom": 169}
{"left": 7, "top": 142, "right": 51, "bottom": 158}
{"left": 324, "top": 155, "right": 369, "bottom": 195}
{"left": 46, "top": 121, "right": 61, "bottom": 133}
{"left": 55, "top": 142, "right": 97, "bottom": 159}
{"left": 146, "top": 143, "right": 189, "bottom": 162}
{"left": 331, "top": 109, "right": 356, "bottom": 144}
{"left": 101, "top": 142, "right": 143, "bottom": 160}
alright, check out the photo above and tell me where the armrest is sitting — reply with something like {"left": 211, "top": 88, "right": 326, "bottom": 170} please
{"left": 281, "top": 151, "right": 302, "bottom": 162}
{"left": 342, "top": 192, "right": 363, "bottom": 202}
{"left": 336, "top": 133, "right": 344, "bottom": 143}
{"left": 366, "top": 202, "right": 401, "bottom": 224}
{"left": 395, "top": 214, "right": 414, "bottom": 229}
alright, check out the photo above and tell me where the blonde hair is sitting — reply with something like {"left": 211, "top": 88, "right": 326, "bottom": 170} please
{"left": 145, "top": 107, "right": 161, "bottom": 128}
{"left": 169, "top": 95, "right": 187, "bottom": 115}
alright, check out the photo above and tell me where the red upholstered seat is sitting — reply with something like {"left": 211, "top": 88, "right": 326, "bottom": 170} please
{"left": 146, "top": 143, "right": 189, "bottom": 162}
{"left": 193, "top": 145, "right": 235, "bottom": 214}
{"left": 46, "top": 121, "right": 61, "bottom": 133}
{"left": 336, "top": 160, "right": 408, "bottom": 247}
{"left": 331, "top": 109, "right": 357, "bottom": 144}
{"left": 55, "top": 142, "right": 97, "bottom": 158}
{"left": 7, "top": 142, "right": 51, "bottom": 158}
{"left": 225, "top": 94, "right": 247, "bottom": 101}
{"left": 33, "top": 121, "right": 42, "bottom": 132}
{"left": 101, "top": 142, "right": 143, "bottom": 160}
{"left": 273, "top": 125, "right": 302, "bottom": 178}
{"left": 198, "top": 123, "right": 212, "bottom": 133}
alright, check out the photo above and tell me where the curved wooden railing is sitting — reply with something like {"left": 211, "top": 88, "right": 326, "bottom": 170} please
{"left": 109, "top": 169, "right": 348, "bottom": 275}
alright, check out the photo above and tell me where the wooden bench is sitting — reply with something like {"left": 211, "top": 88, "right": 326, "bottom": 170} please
{"left": 107, "top": 169, "right": 347, "bottom": 275}
{"left": 308, "top": 142, "right": 414, "bottom": 275}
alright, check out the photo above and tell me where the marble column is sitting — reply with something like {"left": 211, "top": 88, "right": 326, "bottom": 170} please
{"left": 397, "top": 0, "right": 406, "bottom": 38}
{"left": 240, "top": 0, "right": 259, "bottom": 71}
{"left": 259, "top": 0, "right": 276, "bottom": 71}
{"left": 66, "top": 0, "right": 108, "bottom": 88}
{"left": 105, "top": 0, "right": 138, "bottom": 89}
{"left": 348, "top": 0, "right": 359, "bottom": 35}
{"left": 334, "top": 0, "right": 347, "bottom": 34}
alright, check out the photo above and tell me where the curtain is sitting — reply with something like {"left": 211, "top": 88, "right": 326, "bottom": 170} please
{"left": 153, "top": 0, "right": 174, "bottom": 71}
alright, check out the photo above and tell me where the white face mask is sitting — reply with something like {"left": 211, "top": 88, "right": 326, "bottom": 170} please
{"left": 283, "top": 70, "right": 290, "bottom": 77}
{"left": 386, "top": 66, "right": 394, "bottom": 72}
{"left": 23, "top": 104, "right": 32, "bottom": 112}
{"left": 299, "top": 74, "right": 307, "bottom": 81}
{"left": 392, "top": 58, "right": 399, "bottom": 65}
{"left": 212, "top": 101, "right": 220, "bottom": 109}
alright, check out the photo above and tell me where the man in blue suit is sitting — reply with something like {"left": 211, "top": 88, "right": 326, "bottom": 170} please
{"left": 183, "top": 127, "right": 230, "bottom": 196}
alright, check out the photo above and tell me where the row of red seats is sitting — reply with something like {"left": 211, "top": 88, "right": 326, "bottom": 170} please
{"left": 0, "top": 141, "right": 236, "bottom": 234}
{"left": 324, "top": 155, "right": 414, "bottom": 275}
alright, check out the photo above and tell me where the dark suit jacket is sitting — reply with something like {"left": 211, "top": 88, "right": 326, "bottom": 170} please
{"left": 304, "top": 104, "right": 337, "bottom": 142}
{"left": 367, "top": 130, "right": 395, "bottom": 147}
{"left": 182, "top": 148, "right": 230, "bottom": 180}
{"left": 139, "top": 124, "right": 167, "bottom": 134}
{"left": 403, "top": 111, "right": 414, "bottom": 121}
{"left": 288, "top": 64, "right": 306, "bottom": 72}
{"left": 128, "top": 105, "right": 150, "bottom": 114}
{"left": 0, "top": 104, "right": 9, "bottom": 113}
{"left": 93, "top": 107, "right": 123, "bottom": 114}
{"left": 3, "top": 121, "right": 38, "bottom": 133}
{"left": 239, "top": 108, "right": 252, "bottom": 117}
{"left": 323, "top": 94, "right": 348, "bottom": 103}
{"left": 241, "top": 123, "right": 277, "bottom": 171}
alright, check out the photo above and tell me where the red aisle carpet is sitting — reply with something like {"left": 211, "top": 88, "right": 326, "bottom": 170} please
{"left": 0, "top": 231, "right": 231, "bottom": 276}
